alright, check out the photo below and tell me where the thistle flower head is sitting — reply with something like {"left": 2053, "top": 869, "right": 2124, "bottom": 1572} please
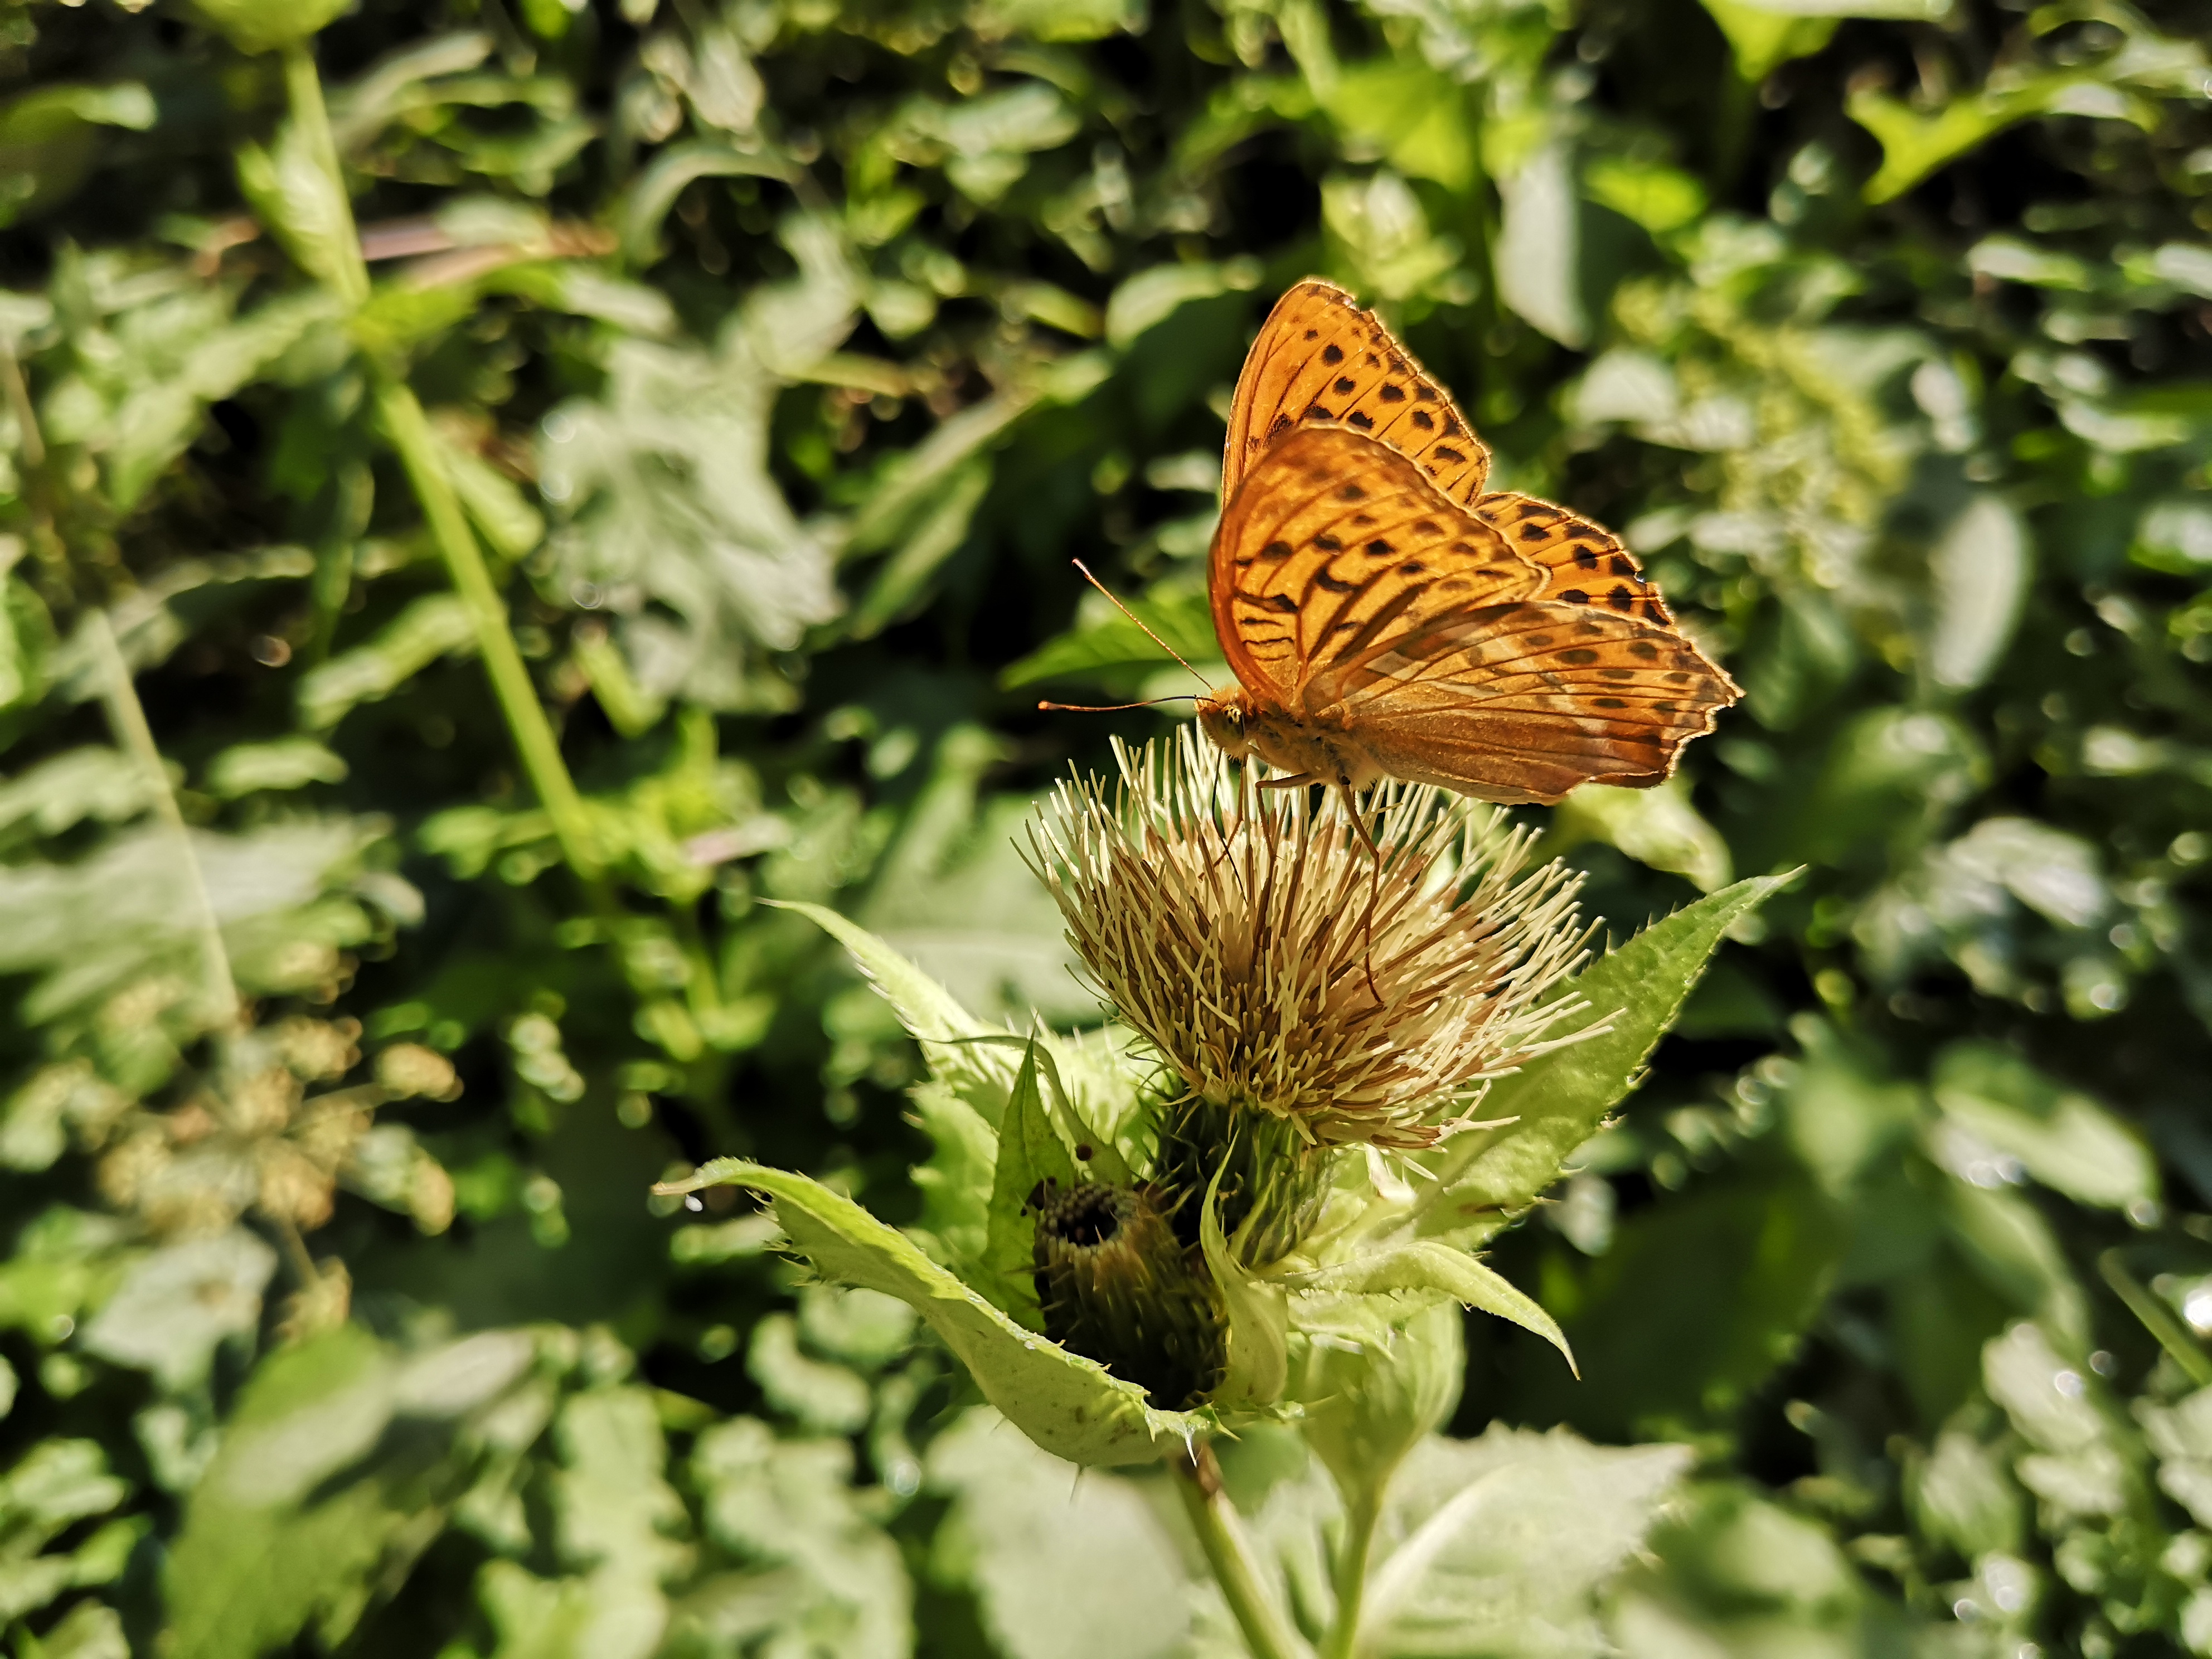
{"left": 1029, "top": 730, "right": 1590, "bottom": 1154}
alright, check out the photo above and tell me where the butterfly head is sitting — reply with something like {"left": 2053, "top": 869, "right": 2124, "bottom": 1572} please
{"left": 1195, "top": 688, "right": 1255, "bottom": 760}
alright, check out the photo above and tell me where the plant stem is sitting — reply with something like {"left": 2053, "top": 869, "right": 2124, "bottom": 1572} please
{"left": 2101, "top": 1249, "right": 2212, "bottom": 1388}
{"left": 1321, "top": 1491, "right": 1378, "bottom": 1659}
{"left": 86, "top": 611, "right": 241, "bottom": 1037}
{"left": 274, "top": 42, "right": 600, "bottom": 878}
{"left": 1172, "top": 1443, "right": 1306, "bottom": 1659}
{"left": 373, "top": 378, "right": 600, "bottom": 876}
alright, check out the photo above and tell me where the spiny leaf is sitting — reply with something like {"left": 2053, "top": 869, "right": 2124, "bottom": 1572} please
{"left": 657, "top": 1158, "right": 1207, "bottom": 1467}
{"left": 768, "top": 900, "right": 1017, "bottom": 1122}
{"left": 1415, "top": 872, "right": 1797, "bottom": 1243}
{"left": 1291, "top": 1241, "right": 1575, "bottom": 1374}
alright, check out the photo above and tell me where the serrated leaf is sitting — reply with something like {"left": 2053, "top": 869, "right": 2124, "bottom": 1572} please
{"left": 1415, "top": 872, "right": 1796, "bottom": 1243}
{"left": 658, "top": 1159, "right": 1207, "bottom": 1467}
{"left": 768, "top": 900, "right": 1017, "bottom": 1122}
{"left": 1292, "top": 1241, "right": 1575, "bottom": 1374}
{"left": 982, "top": 1041, "right": 1076, "bottom": 1328}
{"left": 1361, "top": 1425, "right": 1692, "bottom": 1657}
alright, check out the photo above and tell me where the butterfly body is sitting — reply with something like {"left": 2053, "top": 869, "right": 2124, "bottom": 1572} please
{"left": 1197, "top": 689, "right": 1383, "bottom": 793}
{"left": 1204, "top": 281, "right": 1739, "bottom": 807}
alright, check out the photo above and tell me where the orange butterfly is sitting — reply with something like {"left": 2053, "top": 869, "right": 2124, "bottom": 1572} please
{"left": 1194, "top": 279, "right": 1739, "bottom": 808}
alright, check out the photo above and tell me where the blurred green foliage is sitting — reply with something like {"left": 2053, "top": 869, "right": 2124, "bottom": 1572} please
{"left": 1, "top": 0, "right": 2211, "bottom": 1651}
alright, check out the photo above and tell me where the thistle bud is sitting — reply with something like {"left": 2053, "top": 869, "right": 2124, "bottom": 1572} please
{"left": 1032, "top": 1179, "right": 1226, "bottom": 1410}
{"left": 1296, "top": 1297, "right": 1464, "bottom": 1512}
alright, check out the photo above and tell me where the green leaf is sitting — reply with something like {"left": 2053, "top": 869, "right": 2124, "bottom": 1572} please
{"left": 297, "top": 595, "right": 478, "bottom": 730}
{"left": 926, "top": 1408, "right": 1195, "bottom": 1659}
{"left": 1931, "top": 1041, "right": 2155, "bottom": 1212}
{"left": 1293, "top": 1297, "right": 1463, "bottom": 1520}
{"left": 766, "top": 900, "right": 1017, "bottom": 1121}
{"left": 78, "top": 1230, "right": 278, "bottom": 1391}
{"left": 998, "top": 588, "right": 1218, "bottom": 691}
{"left": 1847, "top": 73, "right": 2152, "bottom": 205}
{"left": 189, "top": 0, "right": 352, "bottom": 52}
{"left": 1415, "top": 872, "right": 1797, "bottom": 1243}
{"left": 163, "top": 1327, "right": 404, "bottom": 1659}
{"left": 1200, "top": 1167, "right": 1288, "bottom": 1411}
{"left": 981, "top": 1041, "right": 1077, "bottom": 1328}
{"left": 847, "top": 459, "right": 992, "bottom": 639}
{"left": 909, "top": 1079, "right": 998, "bottom": 1273}
{"left": 1102, "top": 258, "right": 1260, "bottom": 349}
{"left": 1292, "top": 1243, "right": 1575, "bottom": 1374}
{"left": 843, "top": 384, "right": 1039, "bottom": 559}
{"left": 204, "top": 738, "right": 348, "bottom": 799}
{"left": 1361, "top": 1426, "right": 1692, "bottom": 1657}
{"left": 657, "top": 1159, "right": 1207, "bottom": 1466}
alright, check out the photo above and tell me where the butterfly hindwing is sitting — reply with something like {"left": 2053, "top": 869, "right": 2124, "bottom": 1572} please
{"left": 1223, "top": 281, "right": 1492, "bottom": 511}
{"left": 1328, "top": 602, "right": 1739, "bottom": 804}
{"left": 1477, "top": 493, "right": 1675, "bottom": 625}
{"left": 1211, "top": 424, "right": 1544, "bottom": 710}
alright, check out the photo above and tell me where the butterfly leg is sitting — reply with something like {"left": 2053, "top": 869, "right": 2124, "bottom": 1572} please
{"left": 1256, "top": 772, "right": 1325, "bottom": 790}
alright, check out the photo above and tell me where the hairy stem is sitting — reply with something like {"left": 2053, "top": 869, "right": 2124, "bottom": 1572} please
{"left": 277, "top": 41, "right": 599, "bottom": 877}
{"left": 1172, "top": 1443, "right": 1307, "bottom": 1659}
{"left": 86, "top": 612, "right": 241, "bottom": 1037}
{"left": 1320, "top": 1491, "right": 1378, "bottom": 1659}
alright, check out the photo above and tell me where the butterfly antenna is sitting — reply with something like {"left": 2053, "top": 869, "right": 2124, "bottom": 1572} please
{"left": 1037, "top": 695, "right": 1199, "bottom": 712}
{"left": 1071, "top": 560, "right": 1214, "bottom": 693}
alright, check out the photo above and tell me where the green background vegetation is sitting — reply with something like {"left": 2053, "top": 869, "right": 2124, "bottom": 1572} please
{"left": 2, "top": 0, "right": 2211, "bottom": 1652}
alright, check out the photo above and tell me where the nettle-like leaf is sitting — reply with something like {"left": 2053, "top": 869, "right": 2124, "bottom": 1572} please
{"left": 537, "top": 217, "right": 853, "bottom": 712}
{"left": 1413, "top": 872, "right": 1797, "bottom": 1247}
{"left": 0, "top": 818, "right": 407, "bottom": 1031}
{"left": 656, "top": 1158, "right": 1208, "bottom": 1467}
{"left": 164, "top": 1326, "right": 542, "bottom": 1659}
{"left": 1360, "top": 1427, "right": 1694, "bottom": 1657}
{"left": 0, "top": 1436, "right": 139, "bottom": 1629}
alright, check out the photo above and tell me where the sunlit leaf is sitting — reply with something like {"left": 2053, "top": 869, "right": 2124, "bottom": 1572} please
{"left": 656, "top": 1158, "right": 1209, "bottom": 1466}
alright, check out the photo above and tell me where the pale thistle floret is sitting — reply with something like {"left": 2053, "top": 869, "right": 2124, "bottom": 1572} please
{"left": 1028, "top": 730, "right": 1593, "bottom": 1155}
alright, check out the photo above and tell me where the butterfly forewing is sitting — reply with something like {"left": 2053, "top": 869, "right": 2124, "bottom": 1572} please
{"left": 1211, "top": 424, "right": 1545, "bottom": 710}
{"left": 1329, "top": 603, "right": 1739, "bottom": 804}
{"left": 1206, "top": 278, "right": 1740, "bottom": 806}
{"left": 1223, "top": 282, "right": 1492, "bottom": 511}
{"left": 1477, "top": 494, "right": 1675, "bottom": 625}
